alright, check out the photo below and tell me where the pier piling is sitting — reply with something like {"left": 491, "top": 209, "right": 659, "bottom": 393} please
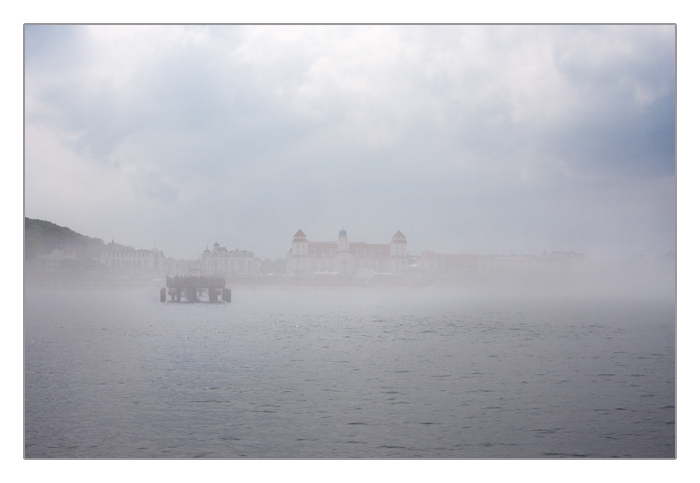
{"left": 162, "top": 275, "right": 229, "bottom": 303}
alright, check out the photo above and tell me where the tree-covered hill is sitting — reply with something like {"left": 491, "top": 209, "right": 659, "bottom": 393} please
{"left": 24, "top": 218, "right": 133, "bottom": 260}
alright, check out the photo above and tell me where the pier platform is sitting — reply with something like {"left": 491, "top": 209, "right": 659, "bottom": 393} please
{"left": 161, "top": 275, "right": 231, "bottom": 303}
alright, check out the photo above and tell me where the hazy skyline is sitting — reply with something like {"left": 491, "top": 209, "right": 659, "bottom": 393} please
{"left": 24, "top": 25, "right": 675, "bottom": 260}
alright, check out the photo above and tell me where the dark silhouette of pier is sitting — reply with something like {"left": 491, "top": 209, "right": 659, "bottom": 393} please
{"left": 162, "top": 275, "right": 231, "bottom": 303}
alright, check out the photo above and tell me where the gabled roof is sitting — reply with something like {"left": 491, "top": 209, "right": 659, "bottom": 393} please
{"left": 293, "top": 229, "right": 307, "bottom": 238}
{"left": 392, "top": 230, "right": 406, "bottom": 239}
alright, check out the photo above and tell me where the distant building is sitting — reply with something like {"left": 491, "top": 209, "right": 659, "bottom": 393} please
{"left": 415, "top": 249, "right": 585, "bottom": 284}
{"left": 418, "top": 251, "right": 481, "bottom": 273}
{"left": 285, "top": 229, "right": 410, "bottom": 277}
{"left": 164, "top": 258, "right": 201, "bottom": 277}
{"left": 37, "top": 248, "right": 76, "bottom": 272}
{"left": 541, "top": 250, "right": 585, "bottom": 264}
{"left": 200, "top": 243, "right": 261, "bottom": 277}
{"left": 260, "top": 258, "right": 286, "bottom": 277}
{"left": 98, "top": 247, "right": 165, "bottom": 275}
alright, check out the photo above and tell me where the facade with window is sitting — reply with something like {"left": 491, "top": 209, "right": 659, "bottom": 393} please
{"left": 285, "top": 229, "right": 409, "bottom": 277}
{"left": 37, "top": 248, "right": 76, "bottom": 272}
{"left": 200, "top": 243, "right": 261, "bottom": 277}
{"left": 98, "top": 247, "right": 165, "bottom": 275}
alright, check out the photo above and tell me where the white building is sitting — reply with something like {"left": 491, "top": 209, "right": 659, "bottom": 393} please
{"left": 37, "top": 248, "right": 75, "bottom": 272}
{"left": 285, "top": 229, "right": 409, "bottom": 277}
{"left": 165, "top": 258, "right": 201, "bottom": 277}
{"left": 98, "top": 247, "right": 165, "bottom": 275}
{"left": 201, "top": 243, "right": 261, "bottom": 277}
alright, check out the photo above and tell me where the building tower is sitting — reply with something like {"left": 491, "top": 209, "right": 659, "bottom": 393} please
{"left": 390, "top": 230, "right": 408, "bottom": 274}
{"left": 337, "top": 229, "right": 349, "bottom": 252}
{"left": 291, "top": 229, "right": 308, "bottom": 256}
{"left": 390, "top": 230, "right": 407, "bottom": 257}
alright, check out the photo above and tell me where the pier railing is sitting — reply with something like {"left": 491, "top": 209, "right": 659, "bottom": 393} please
{"left": 166, "top": 275, "right": 226, "bottom": 289}
{"left": 162, "top": 275, "right": 230, "bottom": 303}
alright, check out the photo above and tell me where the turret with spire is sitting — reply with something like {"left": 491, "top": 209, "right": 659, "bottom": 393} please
{"left": 337, "top": 228, "right": 349, "bottom": 252}
{"left": 390, "top": 230, "right": 407, "bottom": 257}
{"left": 292, "top": 229, "right": 308, "bottom": 255}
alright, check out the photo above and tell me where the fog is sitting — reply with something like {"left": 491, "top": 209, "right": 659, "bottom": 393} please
{"left": 24, "top": 25, "right": 675, "bottom": 263}
{"left": 24, "top": 257, "right": 675, "bottom": 459}
{"left": 25, "top": 247, "right": 675, "bottom": 306}
{"left": 20, "top": 21, "right": 680, "bottom": 464}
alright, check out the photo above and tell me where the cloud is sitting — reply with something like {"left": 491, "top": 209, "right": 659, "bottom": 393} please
{"left": 24, "top": 25, "right": 676, "bottom": 259}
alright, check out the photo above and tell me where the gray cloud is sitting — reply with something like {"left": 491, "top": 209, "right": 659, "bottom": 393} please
{"left": 24, "top": 25, "right": 675, "bottom": 260}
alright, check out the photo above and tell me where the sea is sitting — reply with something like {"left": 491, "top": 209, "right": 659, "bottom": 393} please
{"left": 24, "top": 287, "right": 675, "bottom": 459}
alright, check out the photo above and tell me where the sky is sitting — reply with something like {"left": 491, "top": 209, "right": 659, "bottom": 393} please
{"left": 24, "top": 24, "right": 676, "bottom": 260}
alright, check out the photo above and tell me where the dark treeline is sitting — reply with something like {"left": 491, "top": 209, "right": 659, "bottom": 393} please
{"left": 24, "top": 217, "right": 132, "bottom": 261}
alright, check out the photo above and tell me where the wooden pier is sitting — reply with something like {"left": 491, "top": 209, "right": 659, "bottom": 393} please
{"left": 161, "top": 275, "right": 231, "bottom": 303}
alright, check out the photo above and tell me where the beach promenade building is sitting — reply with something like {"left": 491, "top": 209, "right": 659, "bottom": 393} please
{"left": 37, "top": 248, "right": 76, "bottom": 272}
{"left": 98, "top": 246, "right": 165, "bottom": 276}
{"left": 285, "top": 229, "right": 410, "bottom": 278}
{"left": 200, "top": 243, "right": 261, "bottom": 278}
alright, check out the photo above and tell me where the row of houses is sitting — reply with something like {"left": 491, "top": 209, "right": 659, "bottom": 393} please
{"left": 36, "top": 245, "right": 167, "bottom": 276}
{"left": 33, "top": 242, "right": 259, "bottom": 279}
{"left": 201, "top": 243, "right": 260, "bottom": 277}
{"left": 33, "top": 229, "right": 586, "bottom": 281}
{"left": 282, "top": 229, "right": 585, "bottom": 280}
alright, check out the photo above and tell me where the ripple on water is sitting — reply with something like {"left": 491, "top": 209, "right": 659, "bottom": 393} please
{"left": 24, "top": 289, "right": 675, "bottom": 458}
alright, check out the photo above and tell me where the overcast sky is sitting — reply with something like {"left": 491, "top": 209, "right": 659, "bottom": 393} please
{"left": 24, "top": 24, "right": 675, "bottom": 260}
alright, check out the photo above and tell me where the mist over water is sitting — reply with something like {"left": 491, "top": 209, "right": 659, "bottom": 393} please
{"left": 24, "top": 284, "right": 675, "bottom": 458}
{"left": 23, "top": 24, "right": 676, "bottom": 460}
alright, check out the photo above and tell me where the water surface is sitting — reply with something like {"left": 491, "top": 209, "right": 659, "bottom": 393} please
{"left": 24, "top": 288, "right": 675, "bottom": 458}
